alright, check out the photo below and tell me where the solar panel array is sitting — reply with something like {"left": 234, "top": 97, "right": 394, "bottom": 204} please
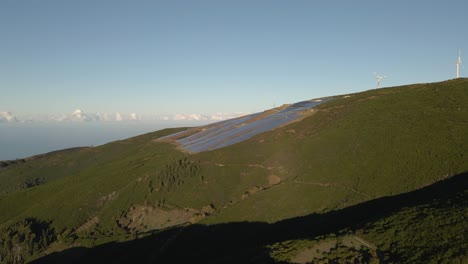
{"left": 159, "top": 99, "right": 331, "bottom": 153}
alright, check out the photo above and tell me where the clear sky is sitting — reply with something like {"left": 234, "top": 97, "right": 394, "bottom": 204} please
{"left": 1, "top": 0, "right": 467, "bottom": 117}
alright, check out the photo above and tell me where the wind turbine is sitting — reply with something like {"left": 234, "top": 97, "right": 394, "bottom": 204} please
{"left": 456, "top": 49, "right": 462, "bottom": 78}
{"left": 373, "top": 72, "right": 387, "bottom": 88}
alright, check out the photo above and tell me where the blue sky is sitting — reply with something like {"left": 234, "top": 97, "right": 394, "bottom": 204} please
{"left": 1, "top": 0, "right": 467, "bottom": 117}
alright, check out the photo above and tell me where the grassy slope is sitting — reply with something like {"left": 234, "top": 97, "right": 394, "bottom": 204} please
{"left": 31, "top": 172, "right": 468, "bottom": 264}
{"left": 0, "top": 128, "right": 187, "bottom": 232}
{"left": 199, "top": 79, "right": 468, "bottom": 223}
{"left": 0, "top": 147, "right": 94, "bottom": 196}
{"left": 268, "top": 173, "right": 467, "bottom": 264}
{"left": 0, "top": 79, "right": 467, "bottom": 261}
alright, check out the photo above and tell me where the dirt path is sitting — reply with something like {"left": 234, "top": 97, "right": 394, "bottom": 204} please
{"left": 353, "top": 236, "right": 378, "bottom": 250}
{"left": 204, "top": 161, "right": 373, "bottom": 199}
{"left": 293, "top": 180, "right": 372, "bottom": 198}
{"left": 202, "top": 162, "right": 277, "bottom": 171}
{"left": 293, "top": 180, "right": 332, "bottom": 187}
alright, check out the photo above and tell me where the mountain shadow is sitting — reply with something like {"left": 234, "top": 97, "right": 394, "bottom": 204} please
{"left": 33, "top": 172, "right": 467, "bottom": 264}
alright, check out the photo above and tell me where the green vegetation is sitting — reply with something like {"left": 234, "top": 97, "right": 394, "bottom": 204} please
{"left": 0, "top": 79, "right": 467, "bottom": 263}
{"left": 358, "top": 192, "right": 467, "bottom": 263}
{"left": 268, "top": 174, "right": 467, "bottom": 264}
{"left": 0, "top": 218, "right": 55, "bottom": 264}
{"left": 29, "top": 171, "right": 468, "bottom": 264}
{"left": 157, "top": 157, "right": 200, "bottom": 192}
{"left": 200, "top": 79, "right": 468, "bottom": 223}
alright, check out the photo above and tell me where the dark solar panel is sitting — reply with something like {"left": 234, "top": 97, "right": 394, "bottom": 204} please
{"left": 160, "top": 98, "right": 332, "bottom": 152}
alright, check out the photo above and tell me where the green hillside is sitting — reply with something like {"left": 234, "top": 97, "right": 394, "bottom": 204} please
{"left": 0, "top": 79, "right": 467, "bottom": 263}
{"left": 30, "top": 171, "right": 467, "bottom": 264}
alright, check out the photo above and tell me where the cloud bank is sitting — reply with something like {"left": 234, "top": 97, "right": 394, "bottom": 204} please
{"left": 0, "top": 110, "right": 247, "bottom": 123}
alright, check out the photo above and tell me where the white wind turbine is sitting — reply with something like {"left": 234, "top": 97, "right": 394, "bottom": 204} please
{"left": 373, "top": 72, "right": 387, "bottom": 88}
{"left": 456, "top": 49, "right": 462, "bottom": 78}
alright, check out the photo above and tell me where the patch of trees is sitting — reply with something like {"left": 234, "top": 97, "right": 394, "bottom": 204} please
{"left": 157, "top": 157, "right": 200, "bottom": 192}
{"left": 312, "top": 243, "right": 375, "bottom": 264}
{"left": 20, "top": 177, "right": 45, "bottom": 189}
{"left": 0, "top": 218, "right": 55, "bottom": 264}
{"left": 0, "top": 159, "right": 26, "bottom": 168}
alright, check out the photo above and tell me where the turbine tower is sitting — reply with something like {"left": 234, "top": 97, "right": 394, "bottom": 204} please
{"left": 456, "top": 49, "right": 462, "bottom": 78}
{"left": 373, "top": 72, "right": 387, "bottom": 88}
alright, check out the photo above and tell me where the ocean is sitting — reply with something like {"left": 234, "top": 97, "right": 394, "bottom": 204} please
{"left": 0, "top": 121, "right": 206, "bottom": 160}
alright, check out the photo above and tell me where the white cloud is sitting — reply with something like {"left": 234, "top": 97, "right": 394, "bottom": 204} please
{"left": 210, "top": 112, "right": 246, "bottom": 120}
{"left": 129, "top": 113, "right": 138, "bottom": 120}
{"left": 0, "top": 110, "right": 247, "bottom": 124}
{"left": 174, "top": 114, "right": 205, "bottom": 121}
{"left": 115, "top": 112, "right": 123, "bottom": 122}
{"left": 0, "top": 112, "right": 18, "bottom": 123}
{"left": 70, "top": 109, "right": 98, "bottom": 122}
{"left": 72, "top": 109, "right": 83, "bottom": 119}
{"left": 171, "top": 112, "right": 246, "bottom": 121}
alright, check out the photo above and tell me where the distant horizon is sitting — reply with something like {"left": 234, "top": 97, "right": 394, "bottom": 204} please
{"left": 3, "top": 77, "right": 467, "bottom": 160}
{"left": 0, "top": 120, "right": 212, "bottom": 160}
{"left": 0, "top": 109, "right": 248, "bottom": 124}
{"left": 2, "top": 76, "right": 465, "bottom": 124}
